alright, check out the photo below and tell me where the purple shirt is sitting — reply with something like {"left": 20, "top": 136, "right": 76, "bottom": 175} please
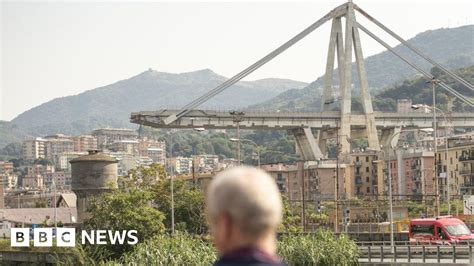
{"left": 214, "top": 246, "right": 286, "bottom": 266}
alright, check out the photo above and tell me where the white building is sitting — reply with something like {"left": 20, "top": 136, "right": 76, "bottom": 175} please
{"left": 58, "top": 152, "right": 88, "bottom": 171}
{"left": 92, "top": 128, "right": 138, "bottom": 149}
{"left": 169, "top": 157, "right": 193, "bottom": 175}
{"left": 22, "top": 138, "right": 47, "bottom": 161}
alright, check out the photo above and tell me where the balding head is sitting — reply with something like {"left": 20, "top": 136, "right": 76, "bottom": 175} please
{"left": 206, "top": 166, "right": 282, "bottom": 255}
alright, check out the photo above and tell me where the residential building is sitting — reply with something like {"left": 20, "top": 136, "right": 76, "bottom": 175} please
{"left": 169, "top": 157, "right": 193, "bottom": 175}
{"left": 218, "top": 158, "right": 239, "bottom": 170}
{"left": 436, "top": 137, "right": 474, "bottom": 196}
{"left": 44, "top": 135, "right": 74, "bottom": 165}
{"left": 58, "top": 152, "right": 88, "bottom": 172}
{"left": 265, "top": 161, "right": 351, "bottom": 202}
{"left": 386, "top": 150, "right": 435, "bottom": 201}
{"left": 351, "top": 152, "right": 379, "bottom": 198}
{"left": 0, "top": 161, "right": 16, "bottom": 190}
{"left": 22, "top": 164, "right": 54, "bottom": 189}
{"left": 92, "top": 128, "right": 138, "bottom": 149}
{"left": 145, "top": 147, "right": 166, "bottom": 165}
{"left": 192, "top": 154, "right": 219, "bottom": 172}
{"left": 118, "top": 155, "right": 154, "bottom": 176}
{"left": 22, "top": 175, "right": 44, "bottom": 189}
{"left": 111, "top": 140, "right": 139, "bottom": 155}
{"left": 44, "top": 171, "right": 72, "bottom": 191}
{"left": 72, "top": 135, "right": 98, "bottom": 152}
{"left": 22, "top": 138, "right": 47, "bottom": 161}
{"left": 138, "top": 138, "right": 166, "bottom": 165}
{"left": 261, "top": 163, "right": 289, "bottom": 194}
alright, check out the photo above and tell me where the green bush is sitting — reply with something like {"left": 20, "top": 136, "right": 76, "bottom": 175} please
{"left": 119, "top": 232, "right": 217, "bottom": 265}
{"left": 53, "top": 230, "right": 359, "bottom": 265}
{"left": 277, "top": 230, "right": 359, "bottom": 266}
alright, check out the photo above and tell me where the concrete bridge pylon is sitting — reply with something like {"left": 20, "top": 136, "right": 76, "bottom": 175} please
{"left": 314, "top": 1, "right": 380, "bottom": 160}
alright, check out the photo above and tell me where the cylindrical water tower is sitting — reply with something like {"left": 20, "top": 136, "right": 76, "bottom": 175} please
{"left": 70, "top": 150, "right": 118, "bottom": 223}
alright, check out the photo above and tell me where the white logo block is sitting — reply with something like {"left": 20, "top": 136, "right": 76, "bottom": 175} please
{"left": 34, "top": 228, "right": 53, "bottom": 247}
{"left": 11, "top": 228, "right": 30, "bottom": 247}
{"left": 57, "top": 228, "right": 76, "bottom": 247}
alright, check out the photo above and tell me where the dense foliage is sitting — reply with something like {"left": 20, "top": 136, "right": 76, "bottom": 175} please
{"left": 374, "top": 65, "right": 474, "bottom": 112}
{"left": 118, "top": 233, "right": 217, "bottom": 266}
{"left": 70, "top": 163, "right": 360, "bottom": 265}
{"left": 278, "top": 230, "right": 359, "bottom": 266}
{"left": 84, "top": 189, "right": 166, "bottom": 258}
{"left": 151, "top": 179, "right": 207, "bottom": 234}
{"left": 142, "top": 129, "right": 299, "bottom": 165}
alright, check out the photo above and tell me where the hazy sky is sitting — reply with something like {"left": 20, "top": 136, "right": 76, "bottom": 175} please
{"left": 1, "top": 0, "right": 473, "bottom": 121}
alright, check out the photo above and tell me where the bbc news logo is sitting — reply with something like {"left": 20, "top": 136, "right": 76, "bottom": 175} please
{"left": 11, "top": 228, "right": 138, "bottom": 247}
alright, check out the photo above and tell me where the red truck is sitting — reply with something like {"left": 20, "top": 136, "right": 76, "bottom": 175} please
{"left": 409, "top": 216, "right": 474, "bottom": 244}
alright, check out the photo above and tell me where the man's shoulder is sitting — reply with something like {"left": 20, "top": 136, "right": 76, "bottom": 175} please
{"left": 214, "top": 247, "right": 287, "bottom": 266}
{"left": 214, "top": 258, "right": 287, "bottom": 266}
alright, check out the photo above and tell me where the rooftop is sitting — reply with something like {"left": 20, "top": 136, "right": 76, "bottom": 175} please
{"left": 1, "top": 208, "right": 77, "bottom": 225}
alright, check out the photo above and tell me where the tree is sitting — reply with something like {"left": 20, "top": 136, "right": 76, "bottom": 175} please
{"left": 279, "top": 196, "right": 303, "bottom": 233}
{"left": 151, "top": 179, "right": 207, "bottom": 234}
{"left": 34, "top": 158, "right": 52, "bottom": 166}
{"left": 0, "top": 142, "right": 22, "bottom": 158}
{"left": 84, "top": 189, "right": 166, "bottom": 258}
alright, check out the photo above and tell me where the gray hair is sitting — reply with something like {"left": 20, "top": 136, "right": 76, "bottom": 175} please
{"left": 206, "top": 166, "right": 282, "bottom": 237}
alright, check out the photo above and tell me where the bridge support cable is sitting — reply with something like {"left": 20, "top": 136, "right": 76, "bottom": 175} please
{"left": 356, "top": 23, "right": 474, "bottom": 107}
{"left": 354, "top": 5, "right": 474, "bottom": 91}
{"left": 163, "top": 3, "right": 348, "bottom": 125}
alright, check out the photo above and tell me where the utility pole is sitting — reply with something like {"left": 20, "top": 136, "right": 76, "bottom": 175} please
{"left": 168, "top": 130, "right": 175, "bottom": 234}
{"left": 334, "top": 120, "right": 340, "bottom": 233}
{"left": 300, "top": 160, "right": 306, "bottom": 232}
{"left": 53, "top": 175, "right": 57, "bottom": 228}
{"left": 429, "top": 77, "right": 441, "bottom": 216}
{"left": 230, "top": 111, "right": 245, "bottom": 165}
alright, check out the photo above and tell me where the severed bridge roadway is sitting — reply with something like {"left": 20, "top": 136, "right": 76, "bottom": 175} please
{"left": 131, "top": 109, "right": 474, "bottom": 130}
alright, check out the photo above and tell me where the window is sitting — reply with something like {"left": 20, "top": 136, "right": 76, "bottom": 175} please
{"left": 366, "top": 187, "right": 370, "bottom": 193}
{"left": 366, "top": 167, "right": 369, "bottom": 173}
{"left": 445, "top": 224, "right": 471, "bottom": 236}
{"left": 366, "top": 157, "right": 369, "bottom": 162}
{"left": 366, "top": 177, "right": 369, "bottom": 182}
{"left": 356, "top": 156, "right": 359, "bottom": 162}
{"left": 411, "top": 225, "right": 434, "bottom": 235}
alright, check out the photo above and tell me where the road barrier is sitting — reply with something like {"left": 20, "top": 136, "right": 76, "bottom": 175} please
{"left": 359, "top": 244, "right": 473, "bottom": 264}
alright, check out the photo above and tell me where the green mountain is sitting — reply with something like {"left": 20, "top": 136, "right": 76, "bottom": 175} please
{"left": 10, "top": 69, "right": 306, "bottom": 137}
{"left": 0, "top": 121, "right": 30, "bottom": 148}
{"left": 373, "top": 65, "right": 474, "bottom": 112}
{"left": 251, "top": 25, "right": 474, "bottom": 112}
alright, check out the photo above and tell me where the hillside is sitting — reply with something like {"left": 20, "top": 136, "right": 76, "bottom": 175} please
{"left": 0, "top": 121, "right": 30, "bottom": 148}
{"left": 373, "top": 65, "right": 474, "bottom": 112}
{"left": 251, "top": 25, "right": 474, "bottom": 112}
{"left": 10, "top": 69, "right": 307, "bottom": 136}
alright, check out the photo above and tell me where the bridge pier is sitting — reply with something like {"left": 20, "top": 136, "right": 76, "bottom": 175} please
{"left": 289, "top": 127, "right": 323, "bottom": 161}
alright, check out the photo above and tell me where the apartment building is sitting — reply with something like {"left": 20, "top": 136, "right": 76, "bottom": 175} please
{"left": 192, "top": 154, "right": 219, "bottom": 172}
{"left": 265, "top": 161, "right": 352, "bottom": 201}
{"left": 138, "top": 138, "right": 166, "bottom": 165}
{"left": 92, "top": 128, "right": 138, "bottom": 149}
{"left": 57, "top": 152, "right": 88, "bottom": 171}
{"left": 436, "top": 137, "right": 474, "bottom": 196}
{"left": 168, "top": 157, "right": 193, "bottom": 175}
{"left": 22, "top": 138, "right": 47, "bottom": 161}
{"left": 385, "top": 150, "right": 435, "bottom": 201}
{"left": 72, "top": 135, "right": 98, "bottom": 152}
{"left": 111, "top": 140, "right": 139, "bottom": 155}
{"left": 44, "top": 138, "right": 74, "bottom": 164}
